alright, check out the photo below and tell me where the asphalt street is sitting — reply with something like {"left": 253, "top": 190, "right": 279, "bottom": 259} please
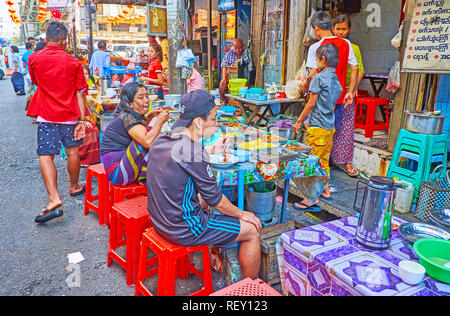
{"left": 0, "top": 76, "right": 226, "bottom": 296}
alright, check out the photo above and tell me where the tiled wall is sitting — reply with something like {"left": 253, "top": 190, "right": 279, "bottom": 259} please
{"left": 348, "top": 0, "right": 403, "bottom": 96}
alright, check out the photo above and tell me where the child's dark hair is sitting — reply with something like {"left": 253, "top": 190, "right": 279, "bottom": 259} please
{"left": 316, "top": 43, "right": 340, "bottom": 68}
{"left": 83, "top": 65, "right": 97, "bottom": 86}
{"left": 333, "top": 14, "right": 352, "bottom": 28}
{"left": 150, "top": 43, "right": 163, "bottom": 62}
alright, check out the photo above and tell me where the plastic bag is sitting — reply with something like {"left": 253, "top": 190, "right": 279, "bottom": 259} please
{"left": 176, "top": 48, "right": 196, "bottom": 68}
{"left": 391, "top": 22, "right": 403, "bottom": 48}
{"left": 387, "top": 61, "right": 400, "bottom": 93}
{"left": 294, "top": 61, "right": 308, "bottom": 87}
{"left": 285, "top": 80, "right": 302, "bottom": 99}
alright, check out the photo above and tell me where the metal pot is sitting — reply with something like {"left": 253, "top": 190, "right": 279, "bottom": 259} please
{"left": 266, "top": 92, "right": 276, "bottom": 100}
{"left": 270, "top": 127, "right": 293, "bottom": 140}
{"left": 99, "top": 113, "right": 115, "bottom": 133}
{"left": 246, "top": 181, "right": 276, "bottom": 223}
{"left": 144, "top": 85, "right": 159, "bottom": 95}
{"left": 405, "top": 110, "right": 446, "bottom": 135}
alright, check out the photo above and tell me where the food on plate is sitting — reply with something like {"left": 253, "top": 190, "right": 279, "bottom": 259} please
{"left": 264, "top": 134, "right": 286, "bottom": 142}
{"left": 286, "top": 145, "right": 308, "bottom": 151}
{"left": 238, "top": 139, "right": 276, "bottom": 150}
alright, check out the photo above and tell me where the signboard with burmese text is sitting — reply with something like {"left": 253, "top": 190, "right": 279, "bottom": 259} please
{"left": 402, "top": 0, "right": 450, "bottom": 73}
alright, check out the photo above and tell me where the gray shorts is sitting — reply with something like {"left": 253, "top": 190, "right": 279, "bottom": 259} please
{"left": 156, "top": 213, "right": 241, "bottom": 249}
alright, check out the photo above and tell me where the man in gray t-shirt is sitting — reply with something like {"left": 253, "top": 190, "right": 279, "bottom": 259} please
{"left": 146, "top": 90, "right": 262, "bottom": 279}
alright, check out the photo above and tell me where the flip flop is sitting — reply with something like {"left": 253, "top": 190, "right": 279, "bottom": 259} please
{"left": 34, "top": 208, "right": 64, "bottom": 224}
{"left": 292, "top": 202, "right": 322, "bottom": 213}
{"left": 338, "top": 164, "right": 359, "bottom": 178}
{"left": 69, "top": 182, "right": 86, "bottom": 197}
{"left": 320, "top": 195, "right": 333, "bottom": 201}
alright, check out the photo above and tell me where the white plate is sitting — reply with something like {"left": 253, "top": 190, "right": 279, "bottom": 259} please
{"left": 209, "top": 153, "right": 239, "bottom": 169}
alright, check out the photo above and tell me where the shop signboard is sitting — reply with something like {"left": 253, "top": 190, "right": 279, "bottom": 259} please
{"left": 146, "top": 3, "right": 167, "bottom": 36}
{"left": 219, "top": 0, "right": 236, "bottom": 12}
{"left": 402, "top": 0, "right": 450, "bottom": 74}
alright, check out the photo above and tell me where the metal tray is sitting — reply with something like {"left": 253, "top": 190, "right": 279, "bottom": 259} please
{"left": 284, "top": 141, "right": 313, "bottom": 154}
{"left": 429, "top": 209, "right": 450, "bottom": 228}
{"left": 252, "top": 147, "right": 299, "bottom": 164}
{"left": 398, "top": 222, "right": 450, "bottom": 243}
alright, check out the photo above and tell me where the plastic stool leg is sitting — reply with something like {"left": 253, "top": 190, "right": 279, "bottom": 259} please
{"left": 200, "top": 247, "right": 213, "bottom": 295}
{"left": 365, "top": 104, "right": 375, "bottom": 138}
{"left": 125, "top": 220, "right": 138, "bottom": 286}
{"left": 157, "top": 255, "right": 174, "bottom": 296}
{"left": 107, "top": 211, "right": 117, "bottom": 267}
{"left": 177, "top": 255, "right": 189, "bottom": 279}
{"left": 84, "top": 170, "right": 93, "bottom": 216}
{"left": 135, "top": 242, "right": 153, "bottom": 296}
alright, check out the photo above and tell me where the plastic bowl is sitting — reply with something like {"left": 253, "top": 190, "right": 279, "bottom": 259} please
{"left": 413, "top": 238, "right": 450, "bottom": 284}
{"left": 398, "top": 260, "right": 425, "bottom": 285}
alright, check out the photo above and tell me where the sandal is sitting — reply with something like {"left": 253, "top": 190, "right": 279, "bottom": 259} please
{"left": 69, "top": 181, "right": 86, "bottom": 197}
{"left": 34, "top": 207, "right": 64, "bottom": 224}
{"left": 338, "top": 164, "right": 359, "bottom": 178}
{"left": 292, "top": 202, "right": 322, "bottom": 213}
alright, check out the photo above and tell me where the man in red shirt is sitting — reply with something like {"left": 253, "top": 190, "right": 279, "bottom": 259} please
{"left": 27, "top": 22, "right": 88, "bottom": 223}
{"left": 303, "top": 11, "right": 359, "bottom": 107}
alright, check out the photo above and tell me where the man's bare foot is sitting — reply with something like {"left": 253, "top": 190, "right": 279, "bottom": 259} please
{"left": 38, "top": 201, "right": 63, "bottom": 217}
{"left": 69, "top": 182, "right": 86, "bottom": 197}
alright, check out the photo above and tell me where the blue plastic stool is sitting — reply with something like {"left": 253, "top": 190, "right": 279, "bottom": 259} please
{"left": 387, "top": 129, "right": 448, "bottom": 202}
{"left": 61, "top": 144, "right": 67, "bottom": 160}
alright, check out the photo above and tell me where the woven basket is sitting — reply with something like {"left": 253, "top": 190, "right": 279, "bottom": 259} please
{"left": 415, "top": 166, "right": 450, "bottom": 222}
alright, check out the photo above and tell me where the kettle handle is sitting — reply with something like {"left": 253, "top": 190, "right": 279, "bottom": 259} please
{"left": 353, "top": 180, "right": 368, "bottom": 213}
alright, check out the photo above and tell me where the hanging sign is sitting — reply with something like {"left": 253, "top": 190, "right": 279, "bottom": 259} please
{"left": 402, "top": 0, "right": 450, "bottom": 74}
{"left": 219, "top": 0, "right": 235, "bottom": 12}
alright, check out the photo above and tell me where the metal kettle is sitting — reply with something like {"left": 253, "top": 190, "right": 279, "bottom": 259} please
{"left": 353, "top": 176, "right": 401, "bottom": 250}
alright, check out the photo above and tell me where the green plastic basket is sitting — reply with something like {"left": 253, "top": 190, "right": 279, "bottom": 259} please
{"left": 413, "top": 238, "right": 450, "bottom": 284}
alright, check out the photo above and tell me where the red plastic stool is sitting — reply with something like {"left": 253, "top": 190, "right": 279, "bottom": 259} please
{"left": 107, "top": 196, "right": 151, "bottom": 286}
{"left": 107, "top": 183, "right": 147, "bottom": 226}
{"left": 210, "top": 278, "right": 282, "bottom": 296}
{"left": 354, "top": 97, "right": 390, "bottom": 139}
{"left": 357, "top": 89, "right": 369, "bottom": 98}
{"left": 135, "top": 227, "right": 213, "bottom": 296}
{"left": 84, "top": 163, "right": 110, "bottom": 226}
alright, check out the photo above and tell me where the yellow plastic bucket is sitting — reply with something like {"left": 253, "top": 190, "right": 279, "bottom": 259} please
{"left": 228, "top": 78, "right": 247, "bottom": 96}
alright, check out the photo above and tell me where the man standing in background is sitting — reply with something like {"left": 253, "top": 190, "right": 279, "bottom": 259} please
{"left": 89, "top": 40, "right": 110, "bottom": 76}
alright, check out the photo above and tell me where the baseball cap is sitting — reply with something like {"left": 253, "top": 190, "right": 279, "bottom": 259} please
{"left": 172, "top": 90, "right": 216, "bottom": 130}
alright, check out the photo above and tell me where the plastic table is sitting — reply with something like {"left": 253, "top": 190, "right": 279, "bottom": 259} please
{"left": 103, "top": 65, "right": 143, "bottom": 86}
{"left": 211, "top": 155, "right": 328, "bottom": 225}
{"left": 225, "top": 94, "right": 305, "bottom": 127}
{"left": 276, "top": 215, "right": 450, "bottom": 296}
{"left": 362, "top": 73, "right": 388, "bottom": 98}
